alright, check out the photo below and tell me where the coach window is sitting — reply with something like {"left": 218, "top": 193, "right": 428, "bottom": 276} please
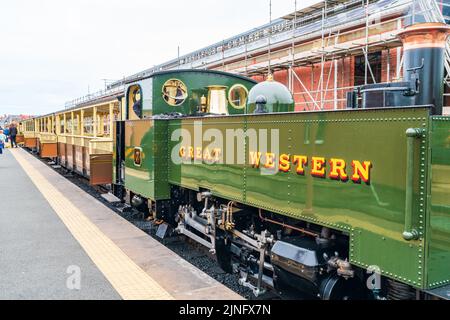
{"left": 127, "top": 85, "right": 143, "bottom": 120}
{"left": 73, "top": 113, "right": 80, "bottom": 135}
{"left": 62, "top": 116, "right": 65, "bottom": 134}
{"left": 83, "top": 112, "right": 94, "bottom": 136}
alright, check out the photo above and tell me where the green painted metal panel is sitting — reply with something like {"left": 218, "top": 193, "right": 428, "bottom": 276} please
{"left": 244, "top": 108, "right": 430, "bottom": 287}
{"left": 112, "top": 122, "right": 117, "bottom": 184}
{"left": 154, "top": 120, "right": 170, "bottom": 200}
{"left": 352, "top": 228, "right": 423, "bottom": 286}
{"left": 426, "top": 116, "right": 450, "bottom": 289}
{"left": 168, "top": 107, "right": 435, "bottom": 287}
{"left": 124, "top": 120, "right": 154, "bottom": 199}
{"left": 168, "top": 117, "right": 246, "bottom": 202}
{"left": 152, "top": 71, "right": 256, "bottom": 116}
{"left": 124, "top": 120, "right": 169, "bottom": 201}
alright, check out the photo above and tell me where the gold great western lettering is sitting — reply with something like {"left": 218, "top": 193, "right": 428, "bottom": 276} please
{"left": 179, "top": 146, "right": 222, "bottom": 162}
{"left": 249, "top": 151, "right": 372, "bottom": 184}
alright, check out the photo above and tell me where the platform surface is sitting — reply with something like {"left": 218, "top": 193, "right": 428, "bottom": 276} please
{"left": 0, "top": 149, "right": 243, "bottom": 300}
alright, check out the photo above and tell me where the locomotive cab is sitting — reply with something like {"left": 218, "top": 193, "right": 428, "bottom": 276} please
{"left": 113, "top": 70, "right": 256, "bottom": 218}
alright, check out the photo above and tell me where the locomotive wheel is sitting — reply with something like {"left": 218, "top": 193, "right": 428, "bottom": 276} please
{"left": 320, "top": 275, "right": 367, "bottom": 300}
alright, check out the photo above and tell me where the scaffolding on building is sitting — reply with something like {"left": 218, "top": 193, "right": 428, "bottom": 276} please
{"left": 67, "top": 0, "right": 450, "bottom": 113}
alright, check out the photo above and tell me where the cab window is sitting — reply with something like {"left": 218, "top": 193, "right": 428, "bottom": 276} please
{"left": 208, "top": 86, "right": 228, "bottom": 115}
{"left": 127, "top": 85, "right": 142, "bottom": 120}
{"left": 162, "top": 79, "right": 188, "bottom": 106}
{"left": 228, "top": 84, "right": 248, "bottom": 109}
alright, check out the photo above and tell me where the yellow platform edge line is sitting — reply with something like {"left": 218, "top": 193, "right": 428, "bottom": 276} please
{"left": 11, "top": 149, "right": 173, "bottom": 301}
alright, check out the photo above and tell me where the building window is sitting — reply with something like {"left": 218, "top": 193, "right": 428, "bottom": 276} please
{"left": 354, "top": 52, "right": 382, "bottom": 86}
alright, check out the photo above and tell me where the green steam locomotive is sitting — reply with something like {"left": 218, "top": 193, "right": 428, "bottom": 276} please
{"left": 112, "top": 23, "right": 450, "bottom": 300}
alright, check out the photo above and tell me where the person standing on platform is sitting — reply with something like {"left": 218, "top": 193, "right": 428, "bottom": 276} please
{"left": 0, "top": 130, "right": 6, "bottom": 154}
{"left": 9, "top": 123, "right": 18, "bottom": 148}
{"left": 3, "top": 125, "right": 9, "bottom": 147}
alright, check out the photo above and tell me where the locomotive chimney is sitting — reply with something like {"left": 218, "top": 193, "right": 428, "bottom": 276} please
{"left": 398, "top": 23, "right": 450, "bottom": 115}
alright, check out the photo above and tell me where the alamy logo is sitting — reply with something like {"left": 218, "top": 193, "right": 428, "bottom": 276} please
{"left": 66, "top": 265, "right": 81, "bottom": 290}
{"left": 367, "top": 265, "right": 382, "bottom": 291}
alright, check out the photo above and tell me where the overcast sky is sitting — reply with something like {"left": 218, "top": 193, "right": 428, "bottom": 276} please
{"left": 0, "top": 0, "right": 318, "bottom": 115}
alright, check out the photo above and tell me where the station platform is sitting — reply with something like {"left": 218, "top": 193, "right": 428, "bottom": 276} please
{"left": 0, "top": 148, "right": 243, "bottom": 300}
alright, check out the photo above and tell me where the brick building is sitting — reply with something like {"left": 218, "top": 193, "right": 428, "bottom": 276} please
{"left": 106, "top": 0, "right": 450, "bottom": 114}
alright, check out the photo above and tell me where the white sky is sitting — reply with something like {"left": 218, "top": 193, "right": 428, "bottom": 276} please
{"left": 0, "top": 0, "right": 318, "bottom": 115}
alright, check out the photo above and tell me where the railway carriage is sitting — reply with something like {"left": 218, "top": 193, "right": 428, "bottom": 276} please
{"left": 21, "top": 118, "right": 38, "bottom": 149}
{"left": 20, "top": 94, "right": 122, "bottom": 185}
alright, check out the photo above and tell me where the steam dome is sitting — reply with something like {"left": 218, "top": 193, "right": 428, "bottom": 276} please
{"left": 247, "top": 75, "right": 295, "bottom": 114}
